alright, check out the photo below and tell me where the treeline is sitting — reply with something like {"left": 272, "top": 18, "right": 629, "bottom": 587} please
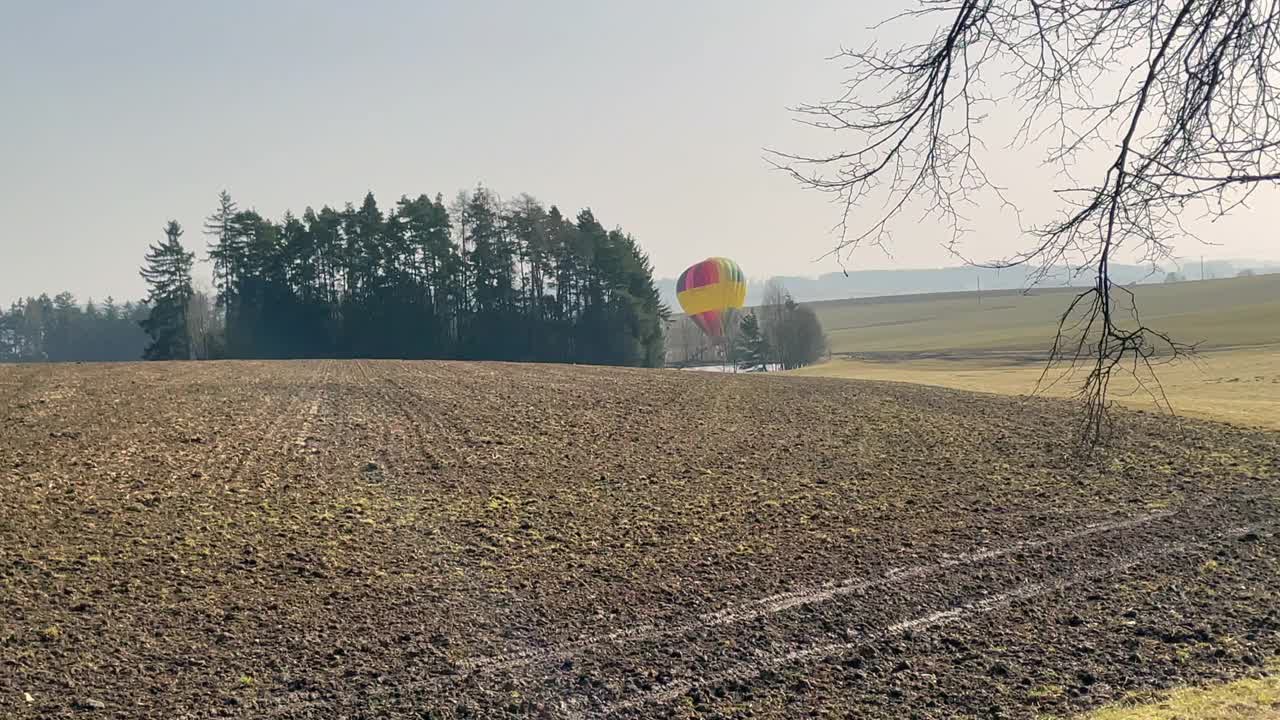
{"left": 0, "top": 293, "right": 150, "bottom": 362}
{"left": 5, "top": 188, "right": 669, "bottom": 367}
{"left": 196, "top": 188, "right": 667, "bottom": 365}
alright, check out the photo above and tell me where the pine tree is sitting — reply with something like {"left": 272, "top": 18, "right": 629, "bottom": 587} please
{"left": 47, "top": 292, "right": 80, "bottom": 361}
{"left": 139, "top": 221, "right": 195, "bottom": 360}
{"left": 736, "top": 312, "right": 771, "bottom": 371}
{"left": 205, "top": 191, "right": 243, "bottom": 306}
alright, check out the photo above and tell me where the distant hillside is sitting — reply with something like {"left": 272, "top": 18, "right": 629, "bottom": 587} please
{"left": 659, "top": 259, "right": 1280, "bottom": 309}
{"left": 664, "top": 272, "right": 1280, "bottom": 368}
{"left": 806, "top": 273, "right": 1280, "bottom": 357}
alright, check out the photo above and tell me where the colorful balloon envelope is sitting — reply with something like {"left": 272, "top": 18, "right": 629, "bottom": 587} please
{"left": 676, "top": 257, "right": 746, "bottom": 337}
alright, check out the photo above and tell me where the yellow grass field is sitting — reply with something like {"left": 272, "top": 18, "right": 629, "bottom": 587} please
{"left": 1072, "top": 669, "right": 1280, "bottom": 720}
{"left": 792, "top": 274, "right": 1280, "bottom": 430}
{"left": 792, "top": 347, "right": 1280, "bottom": 430}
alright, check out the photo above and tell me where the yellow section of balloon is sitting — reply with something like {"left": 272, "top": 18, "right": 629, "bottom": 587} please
{"left": 676, "top": 257, "right": 747, "bottom": 337}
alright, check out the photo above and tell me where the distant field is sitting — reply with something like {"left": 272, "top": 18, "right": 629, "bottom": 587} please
{"left": 795, "top": 274, "right": 1280, "bottom": 430}
{"left": 808, "top": 273, "right": 1280, "bottom": 356}
{"left": 793, "top": 349, "right": 1280, "bottom": 430}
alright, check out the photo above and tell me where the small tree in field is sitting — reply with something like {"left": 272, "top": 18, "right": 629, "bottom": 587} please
{"left": 778, "top": 299, "right": 827, "bottom": 370}
{"left": 760, "top": 286, "right": 828, "bottom": 370}
{"left": 140, "top": 221, "right": 195, "bottom": 360}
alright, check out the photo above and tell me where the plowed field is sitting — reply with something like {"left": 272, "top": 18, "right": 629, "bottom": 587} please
{"left": 2, "top": 360, "right": 1278, "bottom": 719}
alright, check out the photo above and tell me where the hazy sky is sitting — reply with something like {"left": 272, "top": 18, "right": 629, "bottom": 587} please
{"left": 3, "top": 1, "right": 1278, "bottom": 304}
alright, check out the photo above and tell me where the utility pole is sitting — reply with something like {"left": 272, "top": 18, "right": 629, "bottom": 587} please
{"left": 977, "top": 275, "right": 982, "bottom": 304}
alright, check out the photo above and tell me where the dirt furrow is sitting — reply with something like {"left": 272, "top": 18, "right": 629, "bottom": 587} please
{"left": 1, "top": 361, "right": 334, "bottom": 719}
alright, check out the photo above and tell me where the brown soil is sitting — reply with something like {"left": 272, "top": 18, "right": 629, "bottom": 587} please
{"left": 1, "top": 360, "right": 1278, "bottom": 719}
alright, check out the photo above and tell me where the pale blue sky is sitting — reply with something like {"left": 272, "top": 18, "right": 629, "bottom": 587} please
{"left": 2, "top": 1, "right": 1276, "bottom": 303}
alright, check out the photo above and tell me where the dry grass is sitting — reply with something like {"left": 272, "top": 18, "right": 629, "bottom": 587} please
{"left": 1072, "top": 671, "right": 1280, "bottom": 720}
{"left": 792, "top": 346, "right": 1280, "bottom": 430}
{"left": 781, "top": 274, "right": 1280, "bottom": 430}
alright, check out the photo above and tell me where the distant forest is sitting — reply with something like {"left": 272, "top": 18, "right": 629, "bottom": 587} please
{"left": 0, "top": 294, "right": 150, "bottom": 362}
{"left": 2, "top": 188, "right": 669, "bottom": 367}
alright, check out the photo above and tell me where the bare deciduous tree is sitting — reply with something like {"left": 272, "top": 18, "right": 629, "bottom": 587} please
{"left": 760, "top": 278, "right": 791, "bottom": 367}
{"left": 773, "top": 0, "right": 1280, "bottom": 443}
{"left": 186, "top": 283, "right": 223, "bottom": 360}
{"left": 760, "top": 281, "right": 828, "bottom": 370}
{"left": 668, "top": 315, "right": 714, "bottom": 366}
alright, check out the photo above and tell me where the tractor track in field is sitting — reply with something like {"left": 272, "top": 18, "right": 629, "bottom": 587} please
{"left": 462, "top": 509, "right": 1175, "bottom": 675}
{"left": 267, "top": 493, "right": 1275, "bottom": 718}
{"left": 2, "top": 360, "right": 1278, "bottom": 719}
{"left": 585, "top": 519, "right": 1274, "bottom": 718}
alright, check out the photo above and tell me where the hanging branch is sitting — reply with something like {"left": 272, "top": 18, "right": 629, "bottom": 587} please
{"left": 773, "top": 0, "right": 1280, "bottom": 444}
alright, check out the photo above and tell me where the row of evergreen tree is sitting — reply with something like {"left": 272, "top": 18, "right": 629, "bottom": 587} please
{"left": 135, "top": 187, "right": 669, "bottom": 366}
{"left": 0, "top": 293, "right": 150, "bottom": 362}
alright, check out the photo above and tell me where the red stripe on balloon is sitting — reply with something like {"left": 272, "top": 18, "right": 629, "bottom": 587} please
{"left": 693, "top": 310, "right": 722, "bottom": 337}
{"left": 702, "top": 260, "right": 721, "bottom": 287}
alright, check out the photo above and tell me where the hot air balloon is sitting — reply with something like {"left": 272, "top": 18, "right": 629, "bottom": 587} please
{"left": 676, "top": 257, "right": 746, "bottom": 337}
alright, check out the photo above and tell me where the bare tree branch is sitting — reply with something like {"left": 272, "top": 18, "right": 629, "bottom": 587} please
{"left": 775, "top": 0, "right": 1280, "bottom": 444}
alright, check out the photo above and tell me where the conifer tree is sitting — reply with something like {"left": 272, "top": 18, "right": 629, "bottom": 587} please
{"left": 736, "top": 312, "right": 771, "bottom": 371}
{"left": 139, "top": 221, "right": 195, "bottom": 360}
